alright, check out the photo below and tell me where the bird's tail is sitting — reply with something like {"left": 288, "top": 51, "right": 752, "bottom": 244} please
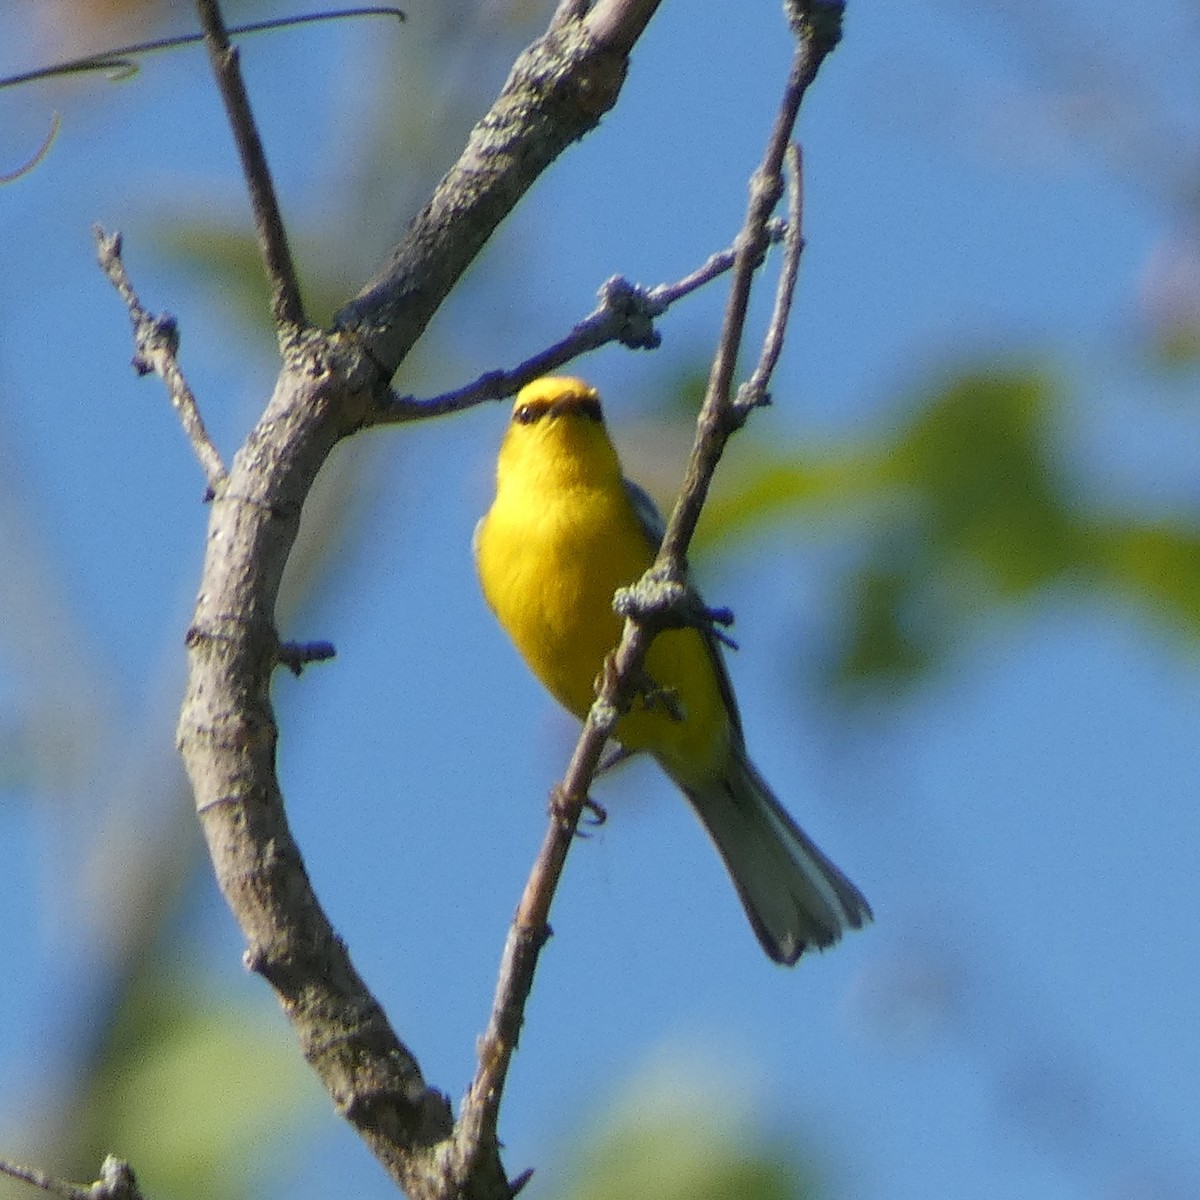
{"left": 676, "top": 750, "right": 872, "bottom": 965}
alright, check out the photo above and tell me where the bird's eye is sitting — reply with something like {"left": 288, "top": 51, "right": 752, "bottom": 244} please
{"left": 513, "top": 404, "right": 538, "bottom": 425}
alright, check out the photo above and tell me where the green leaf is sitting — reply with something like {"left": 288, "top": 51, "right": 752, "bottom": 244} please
{"left": 828, "top": 560, "right": 937, "bottom": 693}
{"left": 80, "top": 975, "right": 318, "bottom": 1200}
{"left": 1094, "top": 520, "right": 1200, "bottom": 636}
{"left": 889, "top": 367, "right": 1086, "bottom": 593}
{"left": 560, "top": 1086, "right": 816, "bottom": 1200}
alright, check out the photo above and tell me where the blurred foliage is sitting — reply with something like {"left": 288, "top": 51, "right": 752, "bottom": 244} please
{"left": 22, "top": 0, "right": 175, "bottom": 48}
{"left": 678, "top": 365, "right": 1200, "bottom": 697}
{"left": 0, "top": 966, "right": 317, "bottom": 1200}
{"left": 18, "top": 0, "right": 288, "bottom": 62}
{"left": 156, "top": 225, "right": 284, "bottom": 344}
{"left": 1148, "top": 320, "right": 1200, "bottom": 371}
{"left": 556, "top": 1078, "right": 817, "bottom": 1200}
{"left": 154, "top": 223, "right": 364, "bottom": 350}
{"left": 76, "top": 975, "right": 316, "bottom": 1200}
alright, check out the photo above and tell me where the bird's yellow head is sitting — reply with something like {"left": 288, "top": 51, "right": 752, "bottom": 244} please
{"left": 496, "top": 376, "right": 621, "bottom": 491}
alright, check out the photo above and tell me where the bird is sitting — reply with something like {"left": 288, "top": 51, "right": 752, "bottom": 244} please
{"left": 474, "top": 375, "right": 871, "bottom": 964}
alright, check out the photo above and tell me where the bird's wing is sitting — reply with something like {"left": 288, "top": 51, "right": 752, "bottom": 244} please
{"left": 622, "top": 477, "right": 667, "bottom": 549}
{"left": 622, "top": 476, "right": 745, "bottom": 743}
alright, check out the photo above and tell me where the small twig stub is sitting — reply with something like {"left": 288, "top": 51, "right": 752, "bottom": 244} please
{"left": 94, "top": 226, "right": 227, "bottom": 495}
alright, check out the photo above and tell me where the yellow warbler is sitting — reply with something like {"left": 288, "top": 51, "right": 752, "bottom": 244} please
{"left": 474, "top": 376, "right": 871, "bottom": 964}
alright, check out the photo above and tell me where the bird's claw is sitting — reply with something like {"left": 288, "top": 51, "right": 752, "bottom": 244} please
{"left": 548, "top": 786, "right": 607, "bottom": 835}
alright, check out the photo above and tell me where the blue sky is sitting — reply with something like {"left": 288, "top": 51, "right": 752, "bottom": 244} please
{"left": 3, "top": 3, "right": 1199, "bottom": 1199}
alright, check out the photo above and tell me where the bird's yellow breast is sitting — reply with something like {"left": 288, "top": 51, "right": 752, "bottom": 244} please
{"left": 476, "top": 415, "right": 731, "bottom": 780}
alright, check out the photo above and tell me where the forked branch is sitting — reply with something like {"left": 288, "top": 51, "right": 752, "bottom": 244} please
{"left": 95, "top": 0, "right": 844, "bottom": 1197}
{"left": 167, "top": 1, "right": 670, "bottom": 1198}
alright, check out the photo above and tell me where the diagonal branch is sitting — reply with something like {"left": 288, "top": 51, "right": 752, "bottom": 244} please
{"left": 336, "top": 2, "right": 664, "bottom": 379}
{"left": 739, "top": 142, "right": 806, "bottom": 413}
{"left": 367, "top": 219, "right": 787, "bottom": 425}
{"left": 452, "top": 3, "right": 843, "bottom": 1180}
{"left": 194, "top": 0, "right": 306, "bottom": 333}
{"left": 94, "top": 227, "right": 227, "bottom": 495}
{"left": 0, "top": 1155, "right": 146, "bottom": 1200}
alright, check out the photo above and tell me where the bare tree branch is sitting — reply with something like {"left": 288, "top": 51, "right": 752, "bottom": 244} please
{"left": 659, "top": 4, "right": 839, "bottom": 565}
{"left": 738, "top": 142, "right": 806, "bottom": 413}
{"left": 94, "top": 226, "right": 227, "bottom": 495}
{"left": 0, "top": 1156, "right": 146, "bottom": 1200}
{"left": 451, "top": 5, "right": 843, "bottom": 1180}
{"left": 194, "top": 0, "right": 307, "bottom": 333}
{"left": 336, "top": 1, "right": 666, "bottom": 378}
{"left": 368, "top": 219, "right": 787, "bottom": 425}
{"left": 170, "top": 2, "right": 669, "bottom": 1197}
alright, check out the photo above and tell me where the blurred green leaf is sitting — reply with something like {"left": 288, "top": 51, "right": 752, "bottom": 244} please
{"left": 687, "top": 363, "right": 1200, "bottom": 694}
{"left": 830, "top": 560, "right": 936, "bottom": 692}
{"left": 1094, "top": 520, "right": 1200, "bottom": 636}
{"left": 557, "top": 1081, "right": 817, "bottom": 1200}
{"left": 1146, "top": 320, "right": 1200, "bottom": 372}
{"left": 78, "top": 974, "right": 317, "bottom": 1200}
{"left": 155, "top": 224, "right": 350, "bottom": 338}
{"left": 890, "top": 368, "right": 1086, "bottom": 593}
{"left": 695, "top": 448, "right": 889, "bottom": 551}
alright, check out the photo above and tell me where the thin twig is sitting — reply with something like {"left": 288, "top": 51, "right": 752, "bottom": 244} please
{"left": 452, "top": 4, "right": 843, "bottom": 1181}
{"left": 194, "top": 0, "right": 307, "bottom": 333}
{"left": 0, "top": 1159, "right": 87, "bottom": 1200}
{"left": 658, "top": 35, "right": 829, "bottom": 567}
{"left": 0, "top": 1156, "right": 146, "bottom": 1200}
{"left": 94, "top": 227, "right": 227, "bottom": 495}
{"left": 1, "top": 113, "right": 60, "bottom": 184}
{"left": 368, "top": 219, "right": 787, "bottom": 425}
{"left": 0, "top": 9, "right": 406, "bottom": 91}
{"left": 737, "top": 141, "right": 805, "bottom": 412}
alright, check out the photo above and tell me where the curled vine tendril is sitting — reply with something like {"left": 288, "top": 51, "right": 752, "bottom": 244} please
{"left": 0, "top": 112, "right": 60, "bottom": 184}
{"left": 1, "top": 6, "right": 405, "bottom": 181}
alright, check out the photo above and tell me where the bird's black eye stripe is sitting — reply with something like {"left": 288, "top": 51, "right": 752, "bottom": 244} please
{"left": 576, "top": 396, "right": 603, "bottom": 422}
{"left": 512, "top": 390, "right": 604, "bottom": 426}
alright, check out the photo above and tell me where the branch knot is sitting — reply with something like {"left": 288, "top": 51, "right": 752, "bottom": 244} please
{"left": 598, "top": 276, "right": 662, "bottom": 350}
{"left": 613, "top": 571, "right": 735, "bottom": 641}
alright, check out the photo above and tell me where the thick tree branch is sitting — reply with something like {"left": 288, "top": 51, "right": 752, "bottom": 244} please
{"left": 337, "top": 2, "right": 664, "bottom": 379}
{"left": 453, "top": 3, "right": 843, "bottom": 1177}
{"left": 170, "top": 2, "right": 666, "bottom": 1198}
